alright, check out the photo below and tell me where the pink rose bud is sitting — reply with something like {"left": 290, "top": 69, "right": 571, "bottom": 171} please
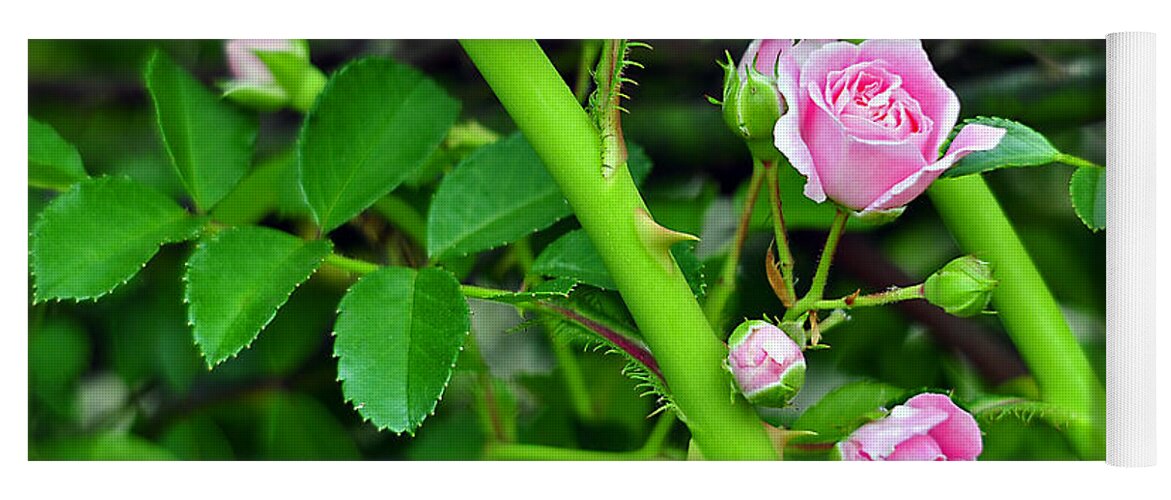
{"left": 225, "top": 39, "right": 305, "bottom": 85}
{"left": 726, "top": 320, "right": 805, "bottom": 407}
{"left": 837, "top": 393, "right": 982, "bottom": 461}
{"left": 222, "top": 39, "right": 325, "bottom": 112}
{"left": 774, "top": 40, "right": 1007, "bottom": 215}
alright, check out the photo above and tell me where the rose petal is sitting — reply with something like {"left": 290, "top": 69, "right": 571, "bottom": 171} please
{"left": 801, "top": 100, "right": 933, "bottom": 211}
{"left": 226, "top": 39, "right": 300, "bottom": 84}
{"left": 760, "top": 334, "right": 801, "bottom": 366}
{"left": 738, "top": 39, "right": 793, "bottom": 79}
{"left": 887, "top": 434, "right": 947, "bottom": 461}
{"left": 846, "top": 404, "right": 949, "bottom": 460}
{"left": 862, "top": 123, "right": 1005, "bottom": 213}
{"left": 905, "top": 393, "right": 984, "bottom": 460}
{"left": 857, "top": 39, "right": 961, "bottom": 158}
{"left": 775, "top": 40, "right": 856, "bottom": 204}
{"left": 740, "top": 360, "right": 786, "bottom": 395}
{"left": 837, "top": 439, "right": 869, "bottom": 461}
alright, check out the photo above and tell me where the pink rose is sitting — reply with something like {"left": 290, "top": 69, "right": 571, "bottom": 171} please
{"left": 837, "top": 393, "right": 982, "bottom": 461}
{"left": 726, "top": 320, "right": 805, "bottom": 407}
{"left": 773, "top": 39, "right": 1006, "bottom": 214}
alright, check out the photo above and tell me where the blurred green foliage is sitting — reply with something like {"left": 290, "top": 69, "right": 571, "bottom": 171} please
{"left": 28, "top": 39, "right": 1104, "bottom": 460}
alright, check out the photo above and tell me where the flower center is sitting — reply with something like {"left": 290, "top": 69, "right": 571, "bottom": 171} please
{"left": 824, "top": 61, "right": 932, "bottom": 141}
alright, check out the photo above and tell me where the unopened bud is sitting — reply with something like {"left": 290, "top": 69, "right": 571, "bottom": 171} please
{"left": 726, "top": 320, "right": 805, "bottom": 407}
{"left": 924, "top": 256, "right": 996, "bottom": 317}
{"left": 222, "top": 39, "right": 326, "bottom": 112}
{"left": 718, "top": 50, "right": 785, "bottom": 162}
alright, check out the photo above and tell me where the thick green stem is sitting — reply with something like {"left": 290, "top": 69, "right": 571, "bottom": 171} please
{"left": 704, "top": 163, "right": 766, "bottom": 329}
{"left": 764, "top": 159, "right": 798, "bottom": 303}
{"left": 928, "top": 175, "right": 1104, "bottom": 460}
{"left": 460, "top": 39, "right": 776, "bottom": 460}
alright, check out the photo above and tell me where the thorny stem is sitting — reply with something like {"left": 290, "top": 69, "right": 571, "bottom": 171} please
{"left": 809, "top": 284, "right": 925, "bottom": 311}
{"left": 764, "top": 158, "right": 798, "bottom": 303}
{"left": 785, "top": 208, "right": 849, "bottom": 321}
{"left": 928, "top": 176, "right": 1104, "bottom": 460}
{"left": 460, "top": 39, "right": 777, "bottom": 460}
{"left": 704, "top": 163, "right": 766, "bottom": 329}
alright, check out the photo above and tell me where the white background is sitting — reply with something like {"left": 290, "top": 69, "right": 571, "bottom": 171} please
{"left": 5, "top": 1, "right": 1168, "bottom": 498}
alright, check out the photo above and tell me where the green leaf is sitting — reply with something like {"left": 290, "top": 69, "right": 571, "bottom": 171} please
{"left": 939, "top": 116, "right": 1060, "bottom": 178}
{"left": 531, "top": 230, "right": 613, "bottom": 289}
{"left": 185, "top": 226, "right": 332, "bottom": 366}
{"left": 334, "top": 266, "right": 470, "bottom": 434}
{"left": 531, "top": 229, "right": 705, "bottom": 296}
{"left": 258, "top": 393, "right": 361, "bottom": 460}
{"left": 28, "top": 117, "right": 87, "bottom": 190}
{"left": 426, "top": 132, "right": 652, "bottom": 260}
{"left": 1070, "top": 166, "right": 1106, "bottom": 231}
{"left": 145, "top": 50, "right": 257, "bottom": 210}
{"left": 790, "top": 381, "right": 910, "bottom": 442}
{"left": 30, "top": 176, "right": 205, "bottom": 302}
{"left": 299, "top": 57, "right": 459, "bottom": 233}
{"left": 33, "top": 433, "right": 177, "bottom": 460}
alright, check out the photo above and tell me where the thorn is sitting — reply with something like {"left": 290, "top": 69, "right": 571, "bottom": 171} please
{"left": 634, "top": 207, "right": 699, "bottom": 256}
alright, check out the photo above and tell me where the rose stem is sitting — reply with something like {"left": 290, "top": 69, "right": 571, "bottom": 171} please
{"left": 928, "top": 175, "right": 1104, "bottom": 460}
{"left": 460, "top": 39, "right": 777, "bottom": 460}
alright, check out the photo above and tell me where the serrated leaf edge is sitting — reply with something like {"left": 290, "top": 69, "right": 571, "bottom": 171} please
{"left": 939, "top": 116, "right": 1061, "bottom": 179}
{"left": 1069, "top": 166, "right": 1106, "bottom": 232}
{"left": 184, "top": 228, "right": 332, "bottom": 367}
{"left": 29, "top": 176, "right": 205, "bottom": 304}
{"left": 332, "top": 267, "right": 470, "bottom": 435}
{"left": 299, "top": 57, "right": 458, "bottom": 234}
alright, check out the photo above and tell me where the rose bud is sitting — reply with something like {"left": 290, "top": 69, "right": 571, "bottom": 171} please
{"left": 221, "top": 39, "right": 326, "bottom": 112}
{"left": 726, "top": 320, "right": 805, "bottom": 408}
{"left": 837, "top": 393, "right": 982, "bottom": 461}
{"left": 719, "top": 39, "right": 827, "bottom": 161}
{"left": 924, "top": 255, "right": 996, "bottom": 317}
{"left": 774, "top": 40, "right": 1007, "bottom": 216}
